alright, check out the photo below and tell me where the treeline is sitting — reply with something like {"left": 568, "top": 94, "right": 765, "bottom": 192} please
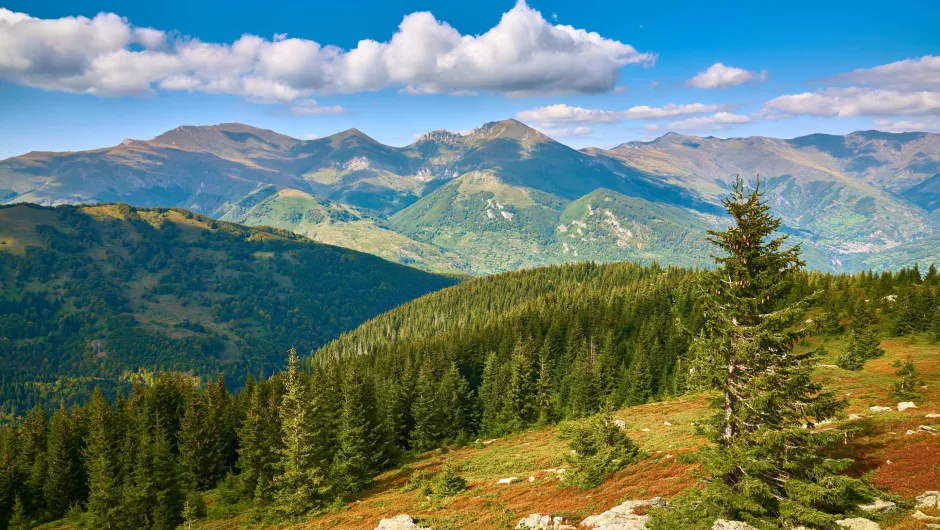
{"left": 1, "top": 258, "right": 937, "bottom": 528}
{"left": 0, "top": 203, "right": 455, "bottom": 419}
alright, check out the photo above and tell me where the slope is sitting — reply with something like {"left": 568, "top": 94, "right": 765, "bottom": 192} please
{"left": 0, "top": 203, "right": 456, "bottom": 418}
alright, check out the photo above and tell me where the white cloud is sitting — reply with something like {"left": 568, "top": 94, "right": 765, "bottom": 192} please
{"left": 623, "top": 102, "right": 724, "bottom": 119}
{"left": 829, "top": 55, "right": 940, "bottom": 91}
{"left": 762, "top": 88, "right": 940, "bottom": 118}
{"left": 645, "top": 112, "right": 751, "bottom": 132}
{"left": 535, "top": 125, "right": 593, "bottom": 138}
{"left": 303, "top": 133, "right": 320, "bottom": 139}
{"left": 288, "top": 99, "right": 346, "bottom": 116}
{"left": 687, "top": 63, "right": 766, "bottom": 89}
{"left": 0, "top": 2, "right": 655, "bottom": 102}
{"left": 516, "top": 102, "right": 724, "bottom": 128}
{"left": 873, "top": 118, "right": 940, "bottom": 132}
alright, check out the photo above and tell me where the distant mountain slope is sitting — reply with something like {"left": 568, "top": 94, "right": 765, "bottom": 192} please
{"left": 0, "top": 203, "right": 455, "bottom": 416}
{"left": 2, "top": 121, "right": 939, "bottom": 273}
{"left": 593, "top": 132, "right": 940, "bottom": 257}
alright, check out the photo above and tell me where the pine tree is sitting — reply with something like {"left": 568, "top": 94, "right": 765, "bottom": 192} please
{"left": 891, "top": 356, "right": 924, "bottom": 401}
{"left": 837, "top": 304, "right": 885, "bottom": 370}
{"left": 650, "top": 177, "right": 873, "bottom": 529}
{"left": 44, "top": 403, "right": 83, "bottom": 519}
{"left": 8, "top": 495, "right": 25, "bottom": 530}
{"left": 237, "top": 382, "right": 279, "bottom": 504}
{"left": 535, "top": 345, "right": 557, "bottom": 424}
{"left": 271, "top": 348, "right": 330, "bottom": 519}
{"left": 333, "top": 365, "right": 378, "bottom": 495}
{"left": 410, "top": 364, "right": 445, "bottom": 451}
{"left": 501, "top": 339, "right": 538, "bottom": 430}
{"left": 84, "top": 388, "right": 121, "bottom": 529}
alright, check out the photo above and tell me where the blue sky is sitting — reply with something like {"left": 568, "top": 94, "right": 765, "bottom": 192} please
{"left": 0, "top": 0, "right": 937, "bottom": 158}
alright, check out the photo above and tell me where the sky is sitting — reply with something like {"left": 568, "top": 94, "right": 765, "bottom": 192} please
{"left": 0, "top": 0, "right": 938, "bottom": 159}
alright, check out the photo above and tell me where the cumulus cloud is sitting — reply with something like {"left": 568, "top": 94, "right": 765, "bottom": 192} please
{"left": 644, "top": 112, "right": 751, "bottom": 132}
{"left": 0, "top": 2, "right": 654, "bottom": 103}
{"left": 536, "top": 125, "right": 593, "bottom": 138}
{"left": 762, "top": 88, "right": 940, "bottom": 118}
{"left": 687, "top": 63, "right": 766, "bottom": 89}
{"left": 287, "top": 99, "right": 346, "bottom": 116}
{"left": 873, "top": 118, "right": 940, "bottom": 132}
{"left": 516, "top": 102, "right": 724, "bottom": 128}
{"left": 829, "top": 55, "right": 939, "bottom": 91}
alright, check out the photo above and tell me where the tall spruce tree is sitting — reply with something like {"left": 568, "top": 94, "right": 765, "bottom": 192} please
{"left": 271, "top": 348, "right": 330, "bottom": 519}
{"left": 84, "top": 388, "right": 121, "bottom": 529}
{"left": 651, "top": 177, "right": 873, "bottom": 529}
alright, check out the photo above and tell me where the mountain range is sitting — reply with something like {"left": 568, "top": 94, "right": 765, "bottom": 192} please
{"left": 3, "top": 120, "right": 939, "bottom": 273}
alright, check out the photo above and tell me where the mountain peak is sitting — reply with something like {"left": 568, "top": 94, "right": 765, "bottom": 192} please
{"left": 413, "top": 129, "right": 464, "bottom": 146}
{"left": 327, "top": 128, "right": 379, "bottom": 144}
{"left": 469, "top": 119, "right": 550, "bottom": 143}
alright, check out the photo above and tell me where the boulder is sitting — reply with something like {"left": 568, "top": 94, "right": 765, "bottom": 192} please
{"left": 375, "top": 514, "right": 431, "bottom": 530}
{"left": 496, "top": 477, "right": 519, "bottom": 485}
{"left": 912, "top": 510, "right": 940, "bottom": 521}
{"left": 836, "top": 517, "right": 881, "bottom": 530}
{"left": 515, "top": 514, "right": 576, "bottom": 529}
{"left": 859, "top": 498, "right": 895, "bottom": 513}
{"left": 898, "top": 402, "right": 918, "bottom": 412}
{"left": 580, "top": 497, "right": 667, "bottom": 530}
{"left": 917, "top": 491, "right": 940, "bottom": 509}
{"left": 869, "top": 406, "right": 892, "bottom": 413}
{"left": 920, "top": 425, "right": 939, "bottom": 433}
{"left": 713, "top": 520, "right": 757, "bottom": 530}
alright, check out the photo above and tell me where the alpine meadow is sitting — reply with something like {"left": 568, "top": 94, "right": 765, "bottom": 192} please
{"left": 1, "top": 1, "right": 939, "bottom": 529}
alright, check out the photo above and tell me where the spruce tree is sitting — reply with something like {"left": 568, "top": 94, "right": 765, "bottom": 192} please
{"left": 271, "top": 348, "right": 330, "bottom": 519}
{"left": 891, "top": 355, "right": 923, "bottom": 401}
{"left": 84, "top": 388, "right": 121, "bottom": 529}
{"left": 333, "top": 365, "right": 378, "bottom": 495}
{"left": 237, "top": 382, "right": 279, "bottom": 504}
{"left": 410, "top": 364, "right": 445, "bottom": 450}
{"left": 837, "top": 304, "right": 884, "bottom": 370}
{"left": 44, "top": 403, "right": 82, "bottom": 519}
{"left": 651, "top": 177, "right": 873, "bottom": 529}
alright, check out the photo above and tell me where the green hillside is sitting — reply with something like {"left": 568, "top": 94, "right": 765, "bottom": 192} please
{"left": 0, "top": 203, "right": 456, "bottom": 418}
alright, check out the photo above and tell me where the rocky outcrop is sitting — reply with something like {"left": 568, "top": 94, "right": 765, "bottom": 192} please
{"left": 917, "top": 491, "right": 940, "bottom": 509}
{"left": 515, "top": 514, "right": 576, "bottom": 529}
{"left": 580, "top": 497, "right": 667, "bottom": 530}
{"left": 374, "top": 514, "right": 431, "bottom": 530}
{"left": 836, "top": 517, "right": 881, "bottom": 530}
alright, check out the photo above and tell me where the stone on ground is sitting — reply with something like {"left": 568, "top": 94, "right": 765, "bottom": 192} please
{"left": 579, "top": 497, "right": 667, "bottom": 530}
{"left": 898, "top": 401, "right": 918, "bottom": 411}
{"left": 859, "top": 498, "right": 895, "bottom": 512}
{"left": 374, "top": 514, "right": 431, "bottom": 530}
{"left": 515, "top": 514, "right": 576, "bottom": 529}
{"left": 496, "top": 477, "right": 519, "bottom": 485}
{"left": 917, "top": 491, "right": 940, "bottom": 509}
{"left": 869, "top": 406, "right": 892, "bottom": 413}
{"left": 836, "top": 517, "right": 881, "bottom": 530}
{"left": 712, "top": 520, "right": 757, "bottom": 529}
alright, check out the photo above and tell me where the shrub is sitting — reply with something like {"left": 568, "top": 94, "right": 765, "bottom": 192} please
{"left": 560, "top": 413, "right": 641, "bottom": 488}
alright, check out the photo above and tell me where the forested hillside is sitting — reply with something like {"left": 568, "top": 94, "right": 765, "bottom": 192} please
{"left": 0, "top": 203, "right": 456, "bottom": 418}
{"left": 1, "top": 250, "right": 936, "bottom": 529}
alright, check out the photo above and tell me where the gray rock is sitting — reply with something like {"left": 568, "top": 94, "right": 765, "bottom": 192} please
{"left": 859, "top": 498, "right": 895, "bottom": 512}
{"left": 898, "top": 401, "right": 918, "bottom": 411}
{"left": 580, "top": 497, "right": 667, "bottom": 530}
{"left": 496, "top": 477, "right": 519, "bottom": 485}
{"left": 918, "top": 491, "right": 940, "bottom": 509}
{"left": 713, "top": 520, "right": 757, "bottom": 530}
{"left": 836, "top": 517, "right": 881, "bottom": 530}
{"left": 515, "top": 514, "right": 576, "bottom": 529}
{"left": 869, "top": 406, "right": 892, "bottom": 413}
{"left": 912, "top": 510, "right": 940, "bottom": 521}
{"left": 374, "top": 514, "right": 431, "bottom": 530}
